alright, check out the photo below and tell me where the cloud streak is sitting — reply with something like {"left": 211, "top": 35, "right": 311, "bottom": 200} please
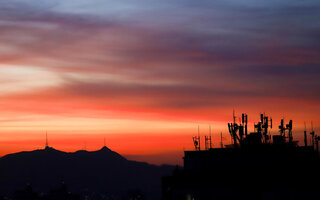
{"left": 0, "top": 0, "right": 320, "bottom": 163}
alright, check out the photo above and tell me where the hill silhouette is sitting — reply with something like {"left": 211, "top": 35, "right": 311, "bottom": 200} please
{"left": 0, "top": 146, "right": 175, "bottom": 200}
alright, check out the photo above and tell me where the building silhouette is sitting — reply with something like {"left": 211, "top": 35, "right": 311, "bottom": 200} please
{"left": 162, "top": 113, "right": 320, "bottom": 200}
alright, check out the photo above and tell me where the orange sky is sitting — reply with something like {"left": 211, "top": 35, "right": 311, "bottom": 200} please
{"left": 1, "top": 1, "right": 320, "bottom": 165}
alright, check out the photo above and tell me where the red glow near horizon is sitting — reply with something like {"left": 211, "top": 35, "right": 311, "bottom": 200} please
{"left": 0, "top": 65, "right": 319, "bottom": 165}
{"left": 1, "top": 1, "right": 320, "bottom": 165}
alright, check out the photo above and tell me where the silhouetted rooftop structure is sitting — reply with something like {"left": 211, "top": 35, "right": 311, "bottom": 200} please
{"left": 163, "top": 112, "right": 320, "bottom": 200}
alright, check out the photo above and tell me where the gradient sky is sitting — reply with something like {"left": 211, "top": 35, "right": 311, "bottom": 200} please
{"left": 0, "top": 0, "right": 320, "bottom": 165}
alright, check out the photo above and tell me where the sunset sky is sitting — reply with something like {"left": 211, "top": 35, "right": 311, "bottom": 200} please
{"left": 0, "top": 0, "right": 320, "bottom": 165}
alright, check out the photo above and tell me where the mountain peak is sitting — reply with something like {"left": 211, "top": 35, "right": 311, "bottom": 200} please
{"left": 42, "top": 146, "right": 64, "bottom": 154}
{"left": 0, "top": 146, "right": 175, "bottom": 200}
{"left": 44, "top": 146, "right": 57, "bottom": 151}
{"left": 99, "top": 146, "right": 111, "bottom": 151}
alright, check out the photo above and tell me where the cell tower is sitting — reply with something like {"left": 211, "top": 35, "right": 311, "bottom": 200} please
{"left": 228, "top": 111, "right": 248, "bottom": 146}
{"left": 278, "top": 118, "right": 293, "bottom": 144}
{"left": 310, "top": 121, "right": 315, "bottom": 147}
{"left": 193, "top": 126, "right": 201, "bottom": 151}
{"left": 220, "top": 132, "right": 223, "bottom": 148}
{"left": 205, "top": 126, "right": 212, "bottom": 150}
{"left": 304, "top": 122, "right": 308, "bottom": 147}
{"left": 310, "top": 121, "right": 320, "bottom": 152}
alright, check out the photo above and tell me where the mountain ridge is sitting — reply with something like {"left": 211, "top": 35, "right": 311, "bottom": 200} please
{"left": 0, "top": 146, "right": 175, "bottom": 200}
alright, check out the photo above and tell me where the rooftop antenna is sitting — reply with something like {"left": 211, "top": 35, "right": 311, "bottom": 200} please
{"left": 315, "top": 136, "right": 320, "bottom": 153}
{"left": 198, "top": 126, "right": 200, "bottom": 150}
{"left": 239, "top": 113, "right": 247, "bottom": 142}
{"left": 311, "top": 121, "right": 319, "bottom": 152}
{"left": 279, "top": 119, "right": 285, "bottom": 137}
{"left": 205, "top": 125, "right": 213, "bottom": 150}
{"left": 220, "top": 132, "right": 223, "bottom": 148}
{"left": 228, "top": 110, "right": 240, "bottom": 146}
{"left": 209, "top": 125, "right": 212, "bottom": 149}
{"left": 287, "top": 120, "right": 293, "bottom": 144}
{"left": 304, "top": 122, "right": 308, "bottom": 147}
{"left": 261, "top": 114, "right": 272, "bottom": 144}
{"left": 104, "top": 137, "right": 106, "bottom": 147}
{"left": 192, "top": 126, "right": 201, "bottom": 151}
{"left": 311, "top": 121, "right": 315, "bottom": 147}
{"left": 242, "top": 113, "right": 248, "bottom": 137}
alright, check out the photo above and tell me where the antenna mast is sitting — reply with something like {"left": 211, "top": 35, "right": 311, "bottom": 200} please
{"left": 209, "top": 125, "right": 212, "bottom": 149}
{"left": 310, "top": 121, "right": 315, "bottom": 147}
{"left": 45, "top": 131, "right": 49, "bottom": 148}
{"left": 220, "top": 132, "right": 223, "bottom": 148}
{"left": 205, "top": 126, "right": 213, "bottom": 150}
{"left": 192, "top": 126, "right": 201, "bottom": 151}
{"left": 304, "top": 122, "right": 308, "bottom": 147}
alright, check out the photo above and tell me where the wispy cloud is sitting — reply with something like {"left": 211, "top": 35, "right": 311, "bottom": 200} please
{"left": 0, "top": 0, "right": 320, "bottom": 162}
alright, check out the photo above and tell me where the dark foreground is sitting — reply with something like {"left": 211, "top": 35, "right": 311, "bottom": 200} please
{"left": 0, "top": 146, "right": 174, "bottom": 200}
{"left": 163, "top": 113, "right": 320, "bottom": 200}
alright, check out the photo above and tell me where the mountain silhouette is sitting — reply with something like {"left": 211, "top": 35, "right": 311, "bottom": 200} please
{"left": 0, "top": 146, "right": 175, "bottom": 200}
